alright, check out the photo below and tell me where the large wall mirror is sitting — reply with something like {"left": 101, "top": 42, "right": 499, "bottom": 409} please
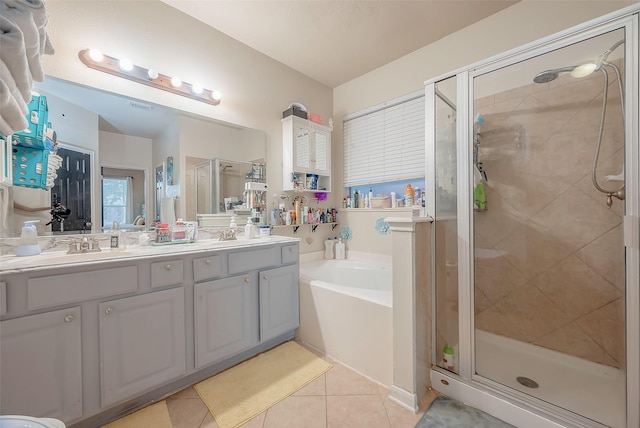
{"left": 6, "top": 76, "right": 266, "bottom": 237}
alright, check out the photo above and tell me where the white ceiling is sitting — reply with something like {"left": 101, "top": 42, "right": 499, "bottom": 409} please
{"left": 160, "top": 0, "right": 519, "bottom": 88}
{"left": 40, "top": 1, "right": 521, "bottom": 138}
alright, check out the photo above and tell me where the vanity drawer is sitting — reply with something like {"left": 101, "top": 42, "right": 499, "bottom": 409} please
{"left": 151, "top": 260, "right": 184, "bottom": 289}
{"left": 228, "top": 247, "right": 279, "bottom": 274}
{"left": 281, "top": 245, "right": 299, "bottom": 265}
{"left": 0, "top": 281, "right": 6, "bottom": 316}
{"left": 28, "top": 266, "right": 138, "bottom": 310}
{"left": 193, "top": 255, "right": 222, "bottom": 282}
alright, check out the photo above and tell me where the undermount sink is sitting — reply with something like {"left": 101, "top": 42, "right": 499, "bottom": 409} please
{"left": 0, "top": 250, "right": 136, "bottom": 269}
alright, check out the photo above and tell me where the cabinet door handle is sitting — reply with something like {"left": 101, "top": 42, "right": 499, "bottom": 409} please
{"left": 205, "top": 259, "right": 212, "bottom": 265}
{"left": 105, "top": 307, "right": 113, "bottom": 315}
{"left": 288, "top": 247, "right": 294, "bottom": 253}
{"left": 263, "top": 275, "right": 268, "bottom": 280}
{"left": 164, "top": 264, "right": 172, "bottom": 270}
{"left": 64, "top": 314, "right": 74, "bottom": 323}
{"left": 244, "top": 277, "right": 250, "bottom": 283}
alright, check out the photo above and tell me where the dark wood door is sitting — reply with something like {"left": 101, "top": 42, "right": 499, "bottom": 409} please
{"left": 50, "top": 146, "right": 91, "bottom": 233}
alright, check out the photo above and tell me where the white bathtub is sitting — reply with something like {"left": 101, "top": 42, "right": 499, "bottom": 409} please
{"left": 297, "top": 258, "right": 393, "bottom": 386}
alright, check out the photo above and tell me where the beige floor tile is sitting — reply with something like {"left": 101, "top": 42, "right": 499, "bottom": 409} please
{"left": 293, "top": 373, "right": 326, "bottom": 396}
{"left": 199, "top": 412, "right": 219, "bottom": 428}
{"left": 327, "top": 395, "right": 391, "bottom": 428}
{"left": 326, "top": 363, "right": 382, "bottom": 396}
{"left": 382, "top": 396, "right": 423, "bottom": 428}
{"left": 240, "top": 412, "right": 266, "bottom": 427}
{"left": 169, "top": 386, "right": 201, "bottom": 400}
{"left": 166, "top": 395, "right": 210, "bottom": 428}
{"left": 263, "top": 395, "right": 326, "bottom": 428}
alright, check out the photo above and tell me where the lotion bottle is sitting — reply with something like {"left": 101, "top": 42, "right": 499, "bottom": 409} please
{"left": 324, "top": 237, "right": 335, "bottom": 259}
{"left": 335, "top": 238, "right": 346, "bottom": 260}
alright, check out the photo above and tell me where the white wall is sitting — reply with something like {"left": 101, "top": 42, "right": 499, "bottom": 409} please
{"left": 332, "top": 1, "right": 636, "bottom": 206}
{"left": 43, "top": 0, "right": 333, "bottom": 207}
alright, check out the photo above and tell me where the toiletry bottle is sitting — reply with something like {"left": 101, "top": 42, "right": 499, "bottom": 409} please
{"left": 369, "top": 187, "right": 373, "bottom": 208}
{"left": 335, "top": 238, "right": 346, "bottom": 260}
{"left": 443, "top": 345, "right": 455, "bottom": 371}
{"left": 245, "top": 217, "right": 254, "bottom": 239}
{"left": 324, "top": 237, "right": 335, "bottom": 259}
{"left": 391, "top": 191, "right": 397, "bottom": 207}
{"left": 16, "top": 220, "right": 41, "bottom": 257}
{"left": 110, "top": 221, "right": 126, "bottom": 251}
{"left": 405, "top": 183, "right": 413, "bottom": 206}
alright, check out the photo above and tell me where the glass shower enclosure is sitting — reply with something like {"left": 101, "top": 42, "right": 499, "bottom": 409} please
{"left": 427, "top": 8, "right": 638, "bottom": 428}
{"left": 195, "top": 158, "right": 266, "bottom": 215}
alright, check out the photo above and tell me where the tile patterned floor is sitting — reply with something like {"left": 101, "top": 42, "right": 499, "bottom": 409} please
{"left": 163, "top": 342, "right": 438, "bottom": 428}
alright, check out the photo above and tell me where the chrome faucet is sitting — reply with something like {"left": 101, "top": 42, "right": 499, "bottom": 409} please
{"left": 67, "top": 237, "right": 102, "bottom": 254}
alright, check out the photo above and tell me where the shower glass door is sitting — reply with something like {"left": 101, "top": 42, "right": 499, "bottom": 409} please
{"left": 472, "top": 28, "right": 628, "bottom": 427}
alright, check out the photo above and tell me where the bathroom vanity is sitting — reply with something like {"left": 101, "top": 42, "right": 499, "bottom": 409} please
{"left": 0, "top": 237, "right": 300, "bottom": 427}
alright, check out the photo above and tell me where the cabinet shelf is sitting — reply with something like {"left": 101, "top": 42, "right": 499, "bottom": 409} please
{"left": 282, "top": 116, "right": 331, "bottom": 193}
{"left": 273, "top": 222, "right": 338, "bottom": 234}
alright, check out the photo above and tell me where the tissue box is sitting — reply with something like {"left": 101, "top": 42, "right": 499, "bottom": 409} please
{"left": 282, "top": 107, "right": 308, "bottom": 120}
{"left": 371, "top": 196, "right": 391, "bottom": 208}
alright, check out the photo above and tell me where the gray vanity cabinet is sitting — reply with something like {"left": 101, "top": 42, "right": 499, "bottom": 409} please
{"left": 0, "top": 306, "right": 82, "bottom": 421}
{"left": 259, "top": 264, "right": 299, "bottom": 342}
{"left": 99, "top": 287, "right": 186, "bottom": 407}
{"left": 194, "top": 274, "right": 259, "bottom": 369}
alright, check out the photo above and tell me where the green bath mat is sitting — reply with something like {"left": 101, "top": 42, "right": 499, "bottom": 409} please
{"left": 415, "top": 396, "right": 515, "bottom": 428}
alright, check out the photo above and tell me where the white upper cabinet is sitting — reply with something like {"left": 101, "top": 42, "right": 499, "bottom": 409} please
{"left": 282, "top": 116, "right": 332, "bottom": 193}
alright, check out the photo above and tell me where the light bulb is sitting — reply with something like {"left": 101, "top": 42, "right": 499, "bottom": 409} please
{"left": 171, "top": 76, "right": 182, "bottom": 88}
{"left": 88, "top": 49, "right": 104, "bottom": 62}
{"left": 211, "top": 90, "right": 222, "bottom": 102}
{"left": 571, "top": 63, "right": 597, "bottom": 78}
{"left": 119, "top": 58, "right": 133, "bottom": 72}
{"left": 192, "top": 82, "right": 204, "bottom": 94}
{"left": 147, "top": 69, "right": 159, "bottom": 80}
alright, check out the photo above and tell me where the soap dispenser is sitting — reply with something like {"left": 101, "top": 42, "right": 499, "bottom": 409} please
{"left": 17, "top": 220, "right": 41, "bottom": 256}
{"left": 244, "top": 217, "right": 255, "bottom": 239}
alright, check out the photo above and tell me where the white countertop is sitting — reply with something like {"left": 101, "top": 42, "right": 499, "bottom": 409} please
{"left": 0, "top": 236, "right": 300, "bottom": 274}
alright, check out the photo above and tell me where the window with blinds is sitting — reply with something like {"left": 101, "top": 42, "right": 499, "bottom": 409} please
{"left": 343, "top": 91, "right": 425, "bottom": 187}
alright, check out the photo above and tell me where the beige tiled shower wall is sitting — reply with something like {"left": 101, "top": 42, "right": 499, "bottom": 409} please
{"left": 473, "top": 65, "right": 625, "bottom": 368}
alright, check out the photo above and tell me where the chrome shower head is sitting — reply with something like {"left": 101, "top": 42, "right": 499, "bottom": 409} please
{"left": 532, "top": 66, "right": 577, "bottom": 83}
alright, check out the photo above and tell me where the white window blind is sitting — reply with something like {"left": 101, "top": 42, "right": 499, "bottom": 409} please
{"left": 343, "top": 91, "right": 425, "bottom": 187}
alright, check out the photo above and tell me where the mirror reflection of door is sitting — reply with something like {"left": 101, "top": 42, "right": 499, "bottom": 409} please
{"left": 50, "top": 145, "right": 91, "bottom": 233}
{"left": 101, "top": 167, "right": 145, "bottom": 227}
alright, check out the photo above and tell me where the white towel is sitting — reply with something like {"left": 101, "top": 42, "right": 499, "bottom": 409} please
{"left": 0, "top": 60, "right": 28, "bottom": 135}
{"left": 160, "top": 197, "right": 176, "bottom": 225}
{"left": 0, "top": 15, "right": 32, "bottom": 103}
{"left": 14, "top": 0, "right": 54, "bottom": 55}
{"left": 1, "top": 0, "right": 44, "bottom": 82}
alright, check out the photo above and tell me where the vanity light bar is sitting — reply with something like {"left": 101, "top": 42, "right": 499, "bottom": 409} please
{"left": 78, "top": 49, "right": 221, "bottom": 106}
